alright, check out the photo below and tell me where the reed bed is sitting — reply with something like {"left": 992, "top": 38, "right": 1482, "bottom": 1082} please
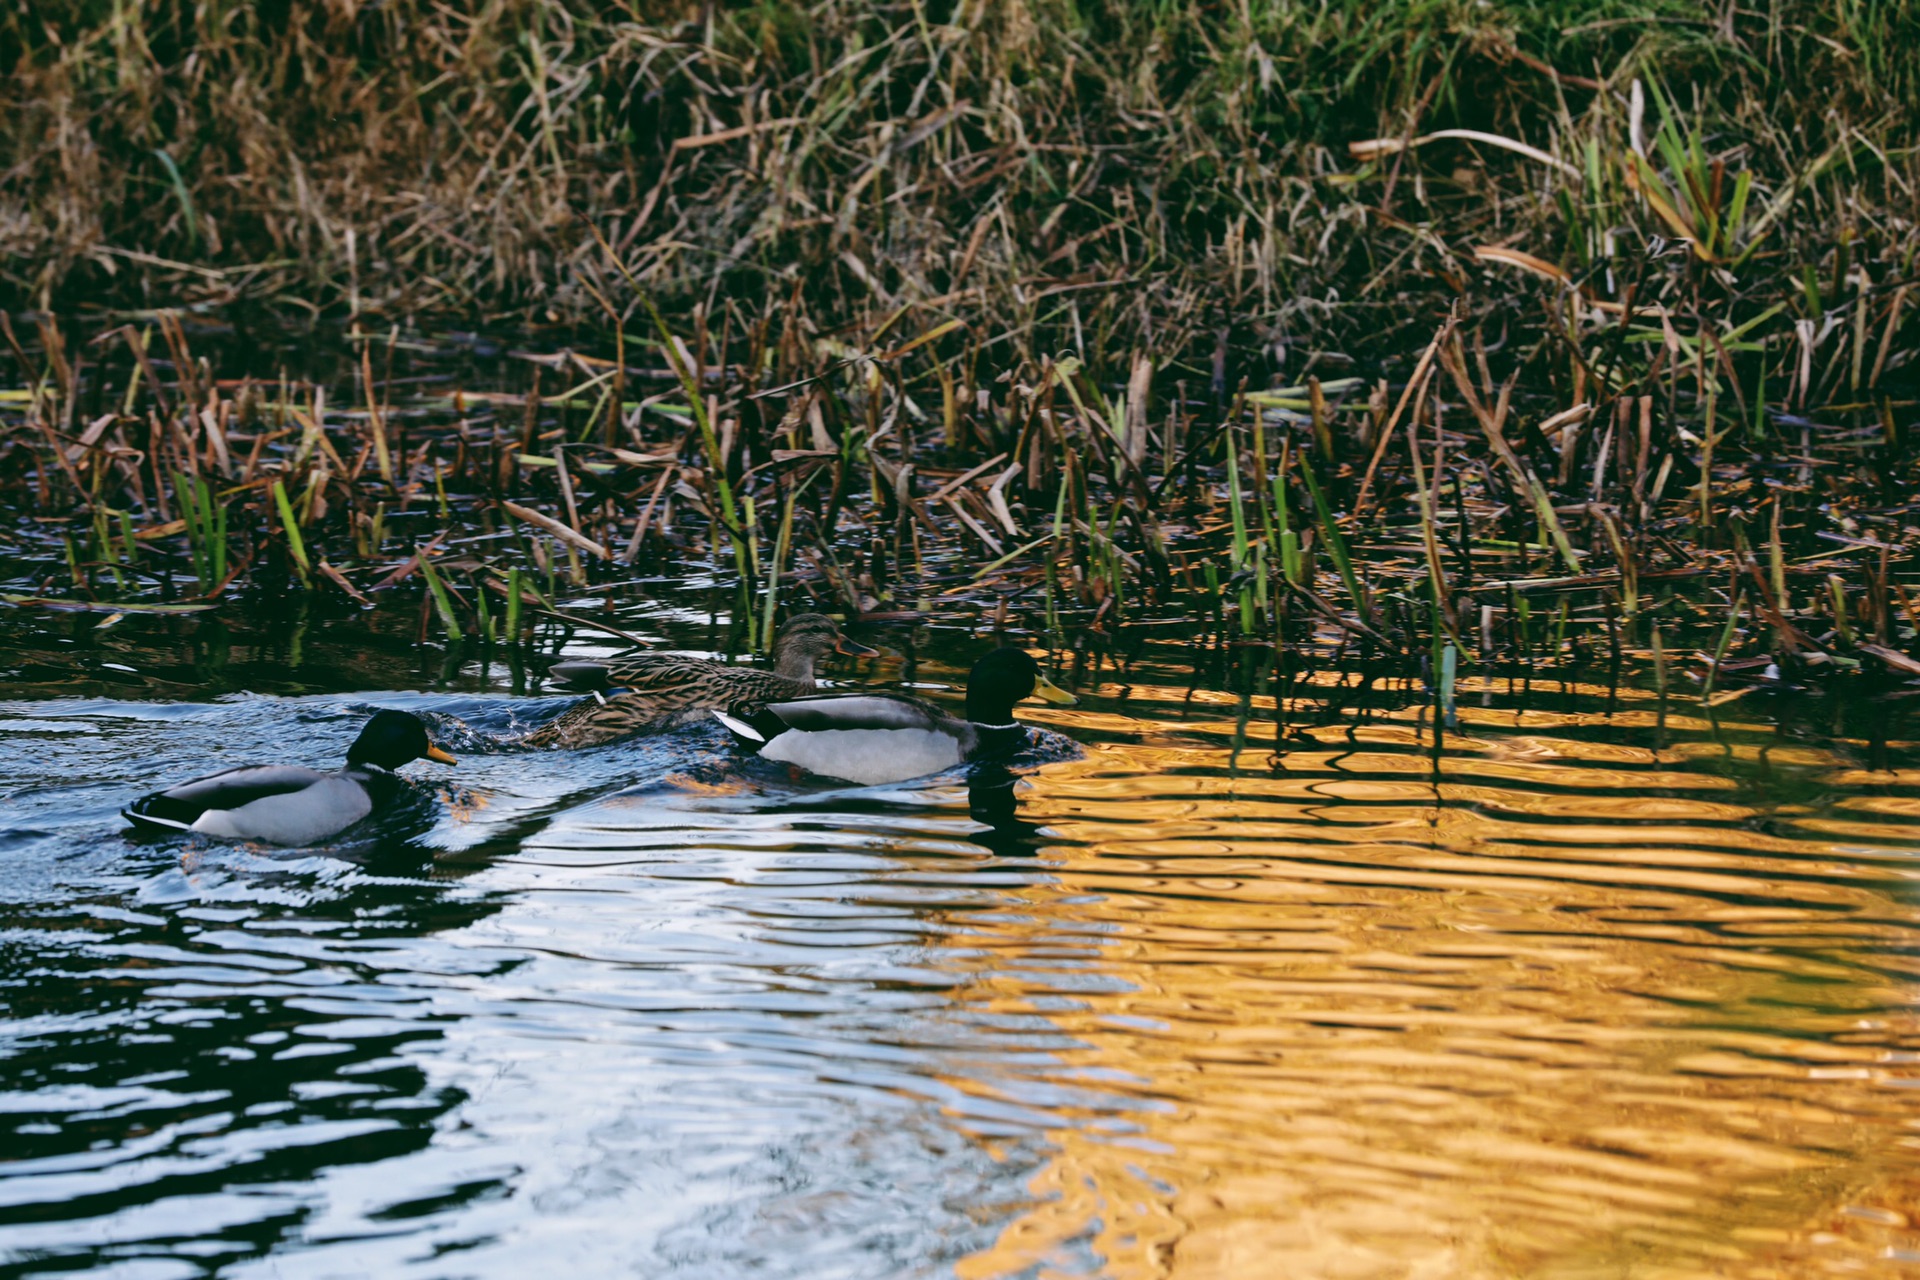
{"left": 3, "top": 0, "right": 1920, "bottom": 705}
{"left": 3, "top": 280, "right": 1918, "bottom": 707}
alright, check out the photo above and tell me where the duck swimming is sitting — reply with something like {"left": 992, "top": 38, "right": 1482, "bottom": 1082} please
{"left": 518, "top": 612, "right": 876, "bottom": 749}
{"left": 713, "top": 647, "right": 1076, "bottom": 786}
{"left": 122, "top": 709, "right": 456, "bottom": 846}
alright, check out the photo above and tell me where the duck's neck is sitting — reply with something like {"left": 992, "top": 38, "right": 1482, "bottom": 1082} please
{"left": 971, "top": 722, "right": 1027, "bottom": 756}
{"left": 965, "top": 691, "right": 1017, "bottom": 727}
{"left": 772, "top": 646, "right": 816, "bottom": 682}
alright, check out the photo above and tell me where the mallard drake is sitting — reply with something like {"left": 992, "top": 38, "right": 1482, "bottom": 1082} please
{"left": 122, "top": 709, "right": 456, "bottom": 846}
{"left": 713, "top": 646, "right": 1076, "bottom": 786}
{"left": 518, "top": 613, "right": 877, "bottom": 749}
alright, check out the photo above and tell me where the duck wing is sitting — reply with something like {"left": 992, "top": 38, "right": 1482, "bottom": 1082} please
{"left": 610, "top": 659, "right": 816, "bottom": 704}
{"left": 124, "top": 764, "right": 334, "bottom": 830}
{"left": 525, "top": 660, "right": 819, "bottom": 749}
{"left": 760, "top": 694, "right": 949, "bottom": 733}
{"left": 552, "top": 655, "right": 809, "bottom": 702}
{"left": 548, "top": 653, "right": 717, "bottom": 691}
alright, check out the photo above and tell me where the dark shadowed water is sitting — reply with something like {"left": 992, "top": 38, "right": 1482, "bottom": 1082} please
{"left": 5, "top": 600, "right": 1920, "bottom": 1278}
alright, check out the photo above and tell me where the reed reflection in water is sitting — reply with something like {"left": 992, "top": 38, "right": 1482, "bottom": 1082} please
{"left": 950, "top": 675, "right": 1920, "bottom": 1278}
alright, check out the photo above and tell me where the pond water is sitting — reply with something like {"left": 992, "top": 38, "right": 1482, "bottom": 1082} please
{"left": 4, "top": 600, "right": 1920, "bottom": 1278}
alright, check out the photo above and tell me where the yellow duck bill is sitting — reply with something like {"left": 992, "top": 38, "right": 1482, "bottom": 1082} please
{"left": 1033, "top": 674, "right": 1076, "bottom": 705}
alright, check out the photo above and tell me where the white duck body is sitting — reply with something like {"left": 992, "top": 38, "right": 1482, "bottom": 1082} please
{"left": 717, "top": 694, "right": 1027, "bottom": 787}
{"left": 715, "top": 648, "right": 1074, "bottom": 787}
{"left": 748, "top": 696, "right": 978, "bottom": 785}
{"left": 122, "top": 710, "right": 454, "bottom": 847}
{"left": 143, "top": 765, "right": 381, "bottom": 845}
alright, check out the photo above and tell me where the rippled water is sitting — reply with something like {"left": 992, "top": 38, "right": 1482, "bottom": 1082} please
{"left": 5, "top": 608, "right": 1920, "bottom": 1277}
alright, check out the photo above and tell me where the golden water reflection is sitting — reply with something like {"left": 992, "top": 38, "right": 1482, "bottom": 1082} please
{"left": 951, "top": 693, "right": 1920, "bottom": 1278}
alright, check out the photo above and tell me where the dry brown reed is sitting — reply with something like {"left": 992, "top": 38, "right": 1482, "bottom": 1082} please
{"left": 4, "top": 1, "right": 1920, "bottom": 698}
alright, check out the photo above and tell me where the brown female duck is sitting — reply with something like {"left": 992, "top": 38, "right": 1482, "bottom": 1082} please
{"left": 517, "top": 613, "right": 877, "bottom": 748}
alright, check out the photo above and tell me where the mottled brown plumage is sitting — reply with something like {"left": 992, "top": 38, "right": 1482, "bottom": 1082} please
{"left": 517, "top": 614, "right": 876, "bottom": 749}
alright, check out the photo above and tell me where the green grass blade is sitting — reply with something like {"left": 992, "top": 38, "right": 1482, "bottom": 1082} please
{"left": 271, "top": 479, "right": 310, "bottom": 583}
{"left": 418, "top": 551, "right": 463, "bottom": 638}
{"left": 151, "top": 149, "right": 198, "bottom": 247}
{"left": 1298, "top": 454, "right": 1367, "bottom": 622}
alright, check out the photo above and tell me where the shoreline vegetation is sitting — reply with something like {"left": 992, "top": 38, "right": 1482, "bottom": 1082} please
{"left": 4, "top": 1, "right": 1920, "bottom": 704}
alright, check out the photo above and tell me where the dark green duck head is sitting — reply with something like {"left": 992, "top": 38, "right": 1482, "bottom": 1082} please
{"left": 963, "top": 648, "right": 1077, "bottom": 726}
{"left": 771, "top": 613, "right": 878, "bottom": 679}
{"left": 345, "top": 710, "right": 458, "bottom": 772}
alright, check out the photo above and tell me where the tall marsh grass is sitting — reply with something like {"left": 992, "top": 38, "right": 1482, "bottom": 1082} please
{"left": 3, "top": 0, "right": 1916, "bottom": 378}
{"left": 5, "top": 0, "right": 1920, "bottom": 699}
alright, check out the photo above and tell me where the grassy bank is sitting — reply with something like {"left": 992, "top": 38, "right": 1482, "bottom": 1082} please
{"left": 5, "top": 2, "right": 1916, "bottom": 355}
{"left": 4, "top": 1, "right": 1920, "bottom": 703}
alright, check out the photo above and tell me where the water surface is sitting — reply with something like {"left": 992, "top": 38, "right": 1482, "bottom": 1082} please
{"left": 4, "top": 609, "right": 1920, "bottom": 1277}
